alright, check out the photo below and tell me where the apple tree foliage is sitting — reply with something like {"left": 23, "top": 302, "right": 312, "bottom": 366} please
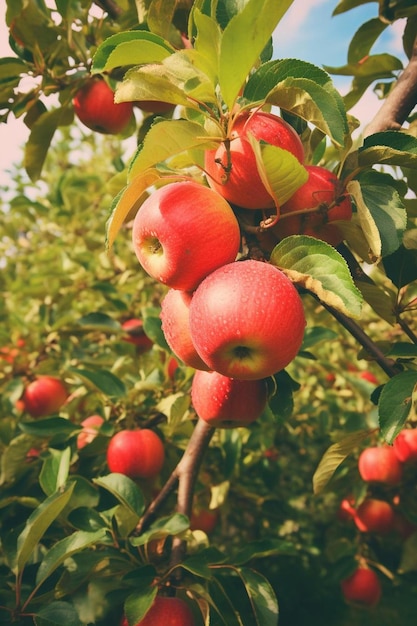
{"left": 1, "top": 0, "right": 417, "bottom": 625}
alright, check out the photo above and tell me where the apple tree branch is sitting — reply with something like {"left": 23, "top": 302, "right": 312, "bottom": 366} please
{"left": 364, "top": 33, "right": 417, "bottom": 137}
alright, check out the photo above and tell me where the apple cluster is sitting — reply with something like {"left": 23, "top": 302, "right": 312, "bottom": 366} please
{"left": 204, "top": 110, "right": 353, "bottom": 247}
{"left": 338, "top": 433, "right": 417, "bottom": 607}
{"left": 130, "top": 171, "right": 307, "bottom": 429}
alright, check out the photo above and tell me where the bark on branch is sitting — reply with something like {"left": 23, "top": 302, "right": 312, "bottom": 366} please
{"left": 364, "top": 33, "right": 417, "bottom": 137}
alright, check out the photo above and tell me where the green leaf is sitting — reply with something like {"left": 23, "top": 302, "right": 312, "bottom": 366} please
{"left": 301, "top": 327, "right": 339, "bottom": 351}
{"left": 93, "top": 473, "right": 145, "bottom": 518}
{"left": 333, "top": 0, "right": 376, "bottom": 16}
{"left": 192, "top": 9, "right": 222, "bottom": 84}
{"left": 378, "top": 371, "right": 417, "bottom": 444}
{"left": 348, "top": 180, "right": 407, "bottom": 260}
{"left": 128, "top": 119, "right": 217, "bottom": 181}
{"left": 106, "top": 170, "right": 158, "bottom": 249}
{"left": 130, "top": 513, "right": 190, "bottom": 547}
{"left": 34, "top": 601, "right": 83, "bottom": 626}
{"left": 24, "top": 106, "right": 73, "bottom": 181}
{"left": 76, "top": 312, "right": 121, "bottom": 331}
{"left": 231, "top": 539, "right": 297, "bottom": 566}
{"left": 358, "top": 131, "right": 417, "bottom": 169}
{"left": 270, "top": 235, "right": 363, "bottom": 318}
{"left": 182, "top": 547, "right": 228, "bottom": 578}
{"left": 125, "top": 586, "right": 158, "bottom": 626}
{"left": 146, "top": 0, "right": 177, "bottom": 40}
{"left": 35, "top": 529, "right": 109, "bottom": 587}
{"left": 92, "top": 31, "right": 174, "bottom": 73}
{"left": 312, "top": 430, "right": 371, "bottom": 494}
{"left": 219, "top": 0, "right": 294, "bottom": 110}
{"left": 347, "top": 18, "right": 388, "bottom": 64}
{"left": 19, "top": 417, "right": 78, "bottom": 438}
{"left": 324, "top": 53, "right": 402, "bottom": 79}
{"left": 16, "top": 483, "right": 75, "bottom": 573}
{"left": 115, "top": 52, "right": 215, "bottom": 109}
{"left": 0, "top": 57, "right": 28, "bottom": 82}
{"left": 383, "top": 246, "right": 417, "bottom": 288}
{"left": 248, "top": 136, "right": 308, "bottom": 207}
{"left": 245, "top": 59, "right": 348, "bottom": 146}
{"left": 69, "top": 367, "right": 126, "bottom": 399}
{"left": 235, "top": 566, "right": 279, "bottom": 626}
{"left": 39, "top": 447, "right": 71, "bottom": 496}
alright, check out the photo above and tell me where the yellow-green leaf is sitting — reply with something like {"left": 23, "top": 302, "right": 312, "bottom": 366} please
{"left": 270, "top": 235, "right": 363, "bottom": 318}
{"left": 313, "top": 430, "right": 371, "bottom": 494}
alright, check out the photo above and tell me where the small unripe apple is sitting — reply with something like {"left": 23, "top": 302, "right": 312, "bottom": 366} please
{"left": 77, "top": 414, "right": 104, "bottom": 450}
{"left": 121, "top": 318, "right": 154, "bottom": 354}
{"left": 353, "top": 498, "right": 396, "bottom": 534}
{"left": 205, "top": 111, "right": 304, "bottom": 209}
{"left": 393, "top": 428, "right": 417, "bottom": 463}
{"left": 119, "top": 595, "right": 195, "bottom": 626}
{"left": 73, "top": 78, "right": 134, "bottom": 134}
{"left": 191, "top": 369, "right": 269, "bottom": 427}
{"left": 358, "top": 445, "right": 403, "bottom": 485}
{"left": 22, "top": 376, "right": 68, "bottom": 418}
{"left": 132, "top": 181, "right": 241, "bottom": 291}
{"left": 341, "top": 566, "right": 381, "bottom": 607}
{"left": 160, "top": 289, "right": 211, "bottom": 371}
{"left": 106, "top": 429, "right": 165, "bottom": 479}
{"left": 189, "top": 260, "right": 306, "bottom": 380}
{"left": 273, "top": 165, "right": 352, "bottom": 246}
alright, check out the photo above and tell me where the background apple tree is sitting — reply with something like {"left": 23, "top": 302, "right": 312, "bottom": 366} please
{"left": 1, "top": 0, "right": 417, "bottom": 625}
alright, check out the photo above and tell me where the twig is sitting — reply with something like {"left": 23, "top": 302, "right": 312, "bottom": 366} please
{"left": 364, "top": 34, "right": 417, "bottom": 137}
{"left": 93, "top": 0, "right": 122, "bottom": 20}
{"left": 318, "top": 298, "right": 403, "bottom": 378}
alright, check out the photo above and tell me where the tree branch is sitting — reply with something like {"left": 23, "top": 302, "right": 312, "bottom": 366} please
{"left": 364, "top": 33, "right": 417, "bottom": 137}
{"left": 134, "top": 418, "right": 215, "bottom": 537}
{"left": 318, "top": 298, "right": 403, "bottom": 378}
{"left": 93, "top": 0, "right": 122, "bottom": 20}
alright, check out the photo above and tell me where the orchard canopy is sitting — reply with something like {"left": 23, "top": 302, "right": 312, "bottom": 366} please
{"left": 1, "top": 1, "right": 417, "bottom": 625}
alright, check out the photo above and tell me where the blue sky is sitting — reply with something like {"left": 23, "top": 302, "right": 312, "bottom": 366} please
{"left": 0, "top": 0, "right": 407, "bottom": 182}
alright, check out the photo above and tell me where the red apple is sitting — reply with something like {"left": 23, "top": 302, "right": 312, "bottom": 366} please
{"left": 132, "top": 181, "right": 241, "bottom": 291}
{"left": 119, "top": 596, "right": 194, "bottom": 626}
{"left": 191, "top": 369, "right": 269, "bottom": 427}
{"left": 205, "top": 110, "right": 305, "bottom": 209}
{"left": 353, "top": 498, "right": 396, "bottom": 534}
{"left": 73, "top": 78, "right": 134, "bottom": 134}
{"left": 338, "top": 497, "right": 356, "bottom": 522}
{"left": 273, "top": 165, "right": 352, "bottom": 246}
{"left": 189, "top": 260, "right": 306, "bottom": 380}
{"left": 167, "top": 356, "right": 180, "bottom": 380}
{"left": 77, "top": 414, "right": 105, "bottom": 450}
{"left": 106, "top": 429, "right": 165, "bottom": 479}
{"left": 22, "top": 376, "right": 68, "bottom": 418}
{"left": 358, "top": 445, "right": 403, "bottom": 485}
{"left": 190, "top": 508, "right": 219, "bottom": 534}
{"left": 341, "top": 566, "right": 381, "bottom": 607}
{"left": 359, "top": 370, "right": 379, "bottom": 385}
{"left": 121, "top": 318, "right": 154, "bottom": 354}
{"left": 160, "top": 289, "right": 211, "bottom": 371}
{"left": 393, "top": 428, "right": 417, "bottom": 463}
